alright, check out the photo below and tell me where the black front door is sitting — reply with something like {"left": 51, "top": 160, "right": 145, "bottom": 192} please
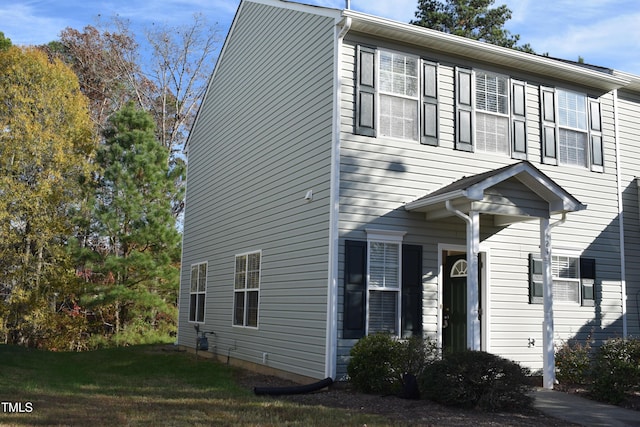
{"left": 443, "top": 254, "right": 467, "bottom": 353}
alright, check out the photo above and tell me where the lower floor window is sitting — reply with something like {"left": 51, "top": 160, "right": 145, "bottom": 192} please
{"left": 529, "top": 253, "right": 595, "bottom": 306}
{"left": 552, "top": 255, "right": 580, "bottom": 304}
{"left": 189, "top": 263, "right": 207, "bottom": 322}
{"left": 233, "top": 251, "right": 261, "bottom": 327}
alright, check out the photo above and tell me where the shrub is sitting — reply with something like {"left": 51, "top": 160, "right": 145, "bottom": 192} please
{"left": 347, "top": 334, "right": 439, "bottom": 395}
{"left": 419, "top": 350, "right": 533, "bottom": 412}
{"left": 591, "top": 338, "right": 640, "bottom": 404}
{"left": 555, "top": 339, "right": 592, "bottom": 385}
{"left": 347, "top": 333, "right": 402, "bottom": 394}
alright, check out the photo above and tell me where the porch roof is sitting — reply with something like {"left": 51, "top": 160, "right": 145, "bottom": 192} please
{"left": 404, "top": 161, "right": 586, "bottom": 225}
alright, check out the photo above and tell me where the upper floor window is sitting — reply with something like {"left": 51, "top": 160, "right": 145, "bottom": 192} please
{"left": 233, "top": 251, "right": 261, "bottom": 328}
{"left": 475, "top": 71, "right": 510, "bottom": 154}
{"left": 355, "top": 45, "right": 438, "bottom": 146}
{"left": 378, "top": 51, "right": 420, "bottom": 141}
{"left": 541, "top": 87, "right": 603, "bottom": 172}
{"left": 455, "top": 68, "right": 527, "bottom": 159}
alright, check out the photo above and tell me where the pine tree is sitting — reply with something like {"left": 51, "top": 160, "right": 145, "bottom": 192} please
{"left": 411, "top": 0, "right": 534, "bottom": 52}
{"left": 87, "top": 103, "right": 183, "bottom": 344}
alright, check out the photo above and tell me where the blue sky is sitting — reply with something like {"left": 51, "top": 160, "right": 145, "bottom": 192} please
{"left": 1, "top": 0, "right": 639, "bottom": 74}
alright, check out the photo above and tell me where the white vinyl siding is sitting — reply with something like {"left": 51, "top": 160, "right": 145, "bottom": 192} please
{"left": 378, "top": 50, "right": 420, "bottom": 141}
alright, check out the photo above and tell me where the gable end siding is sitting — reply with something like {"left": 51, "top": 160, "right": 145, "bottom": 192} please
{"left": 178, "top": 2, "right": 336, "bottom": 379}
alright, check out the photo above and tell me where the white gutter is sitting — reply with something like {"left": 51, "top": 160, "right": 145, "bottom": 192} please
{"left": 342, "top": 10, "right": 630, "bottom": 92}
{"left": 325, "top": 15, "right": 351, "bottom": 380}
{"left": 613, "top": 89, "right": 628, "bottom": 337}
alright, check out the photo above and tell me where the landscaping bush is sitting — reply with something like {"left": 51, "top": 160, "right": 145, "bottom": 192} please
{"left": 591, "top": 337, "right": 640, "bottom": 404}
{"left": 347, "top": 333, "right": 438, "bottom": 395}
{"left": 555, "top": 339, "right": 592, "bottom": 385}
{"left": 419, "top": 350, "right": 533, "bottom": 412}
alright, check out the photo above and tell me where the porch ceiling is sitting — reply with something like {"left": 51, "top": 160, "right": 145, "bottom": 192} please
{"left": 404, "top": 161, "right": 587, "bottom": 225}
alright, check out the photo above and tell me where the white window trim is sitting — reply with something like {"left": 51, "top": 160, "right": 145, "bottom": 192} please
{"left": 232, "top": 250, "right": 262, "bottom": 329}
{"left": 376, "top": 48, "right": 421, "bottom": 142}
{"left": 473, "top": 69, "right": 512, "bottom": 156}
{"left": 365, "top": 229, "right": 406, "bottom": 336}
{"left": 556, "top": 88, "right": 589, "bottom": 168}
{"left": 189, "top": 262, "right": 207, "bottom": 323}
{"left": 551, "top": 248, "right": 581, "bottom": 305}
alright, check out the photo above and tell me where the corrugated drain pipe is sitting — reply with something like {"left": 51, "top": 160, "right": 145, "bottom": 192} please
{"left": 254, "top": 377, "right": 334, "bottom": 396}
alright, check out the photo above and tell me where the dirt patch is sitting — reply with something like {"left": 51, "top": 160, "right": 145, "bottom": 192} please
{"left": 236, "top": 370, "right": 578, "bottom": 426}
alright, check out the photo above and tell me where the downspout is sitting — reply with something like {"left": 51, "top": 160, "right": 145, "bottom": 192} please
{"left": 613, "top": 89, "right": 628, "bottom": 337}
{"left": 325, "top": 14, "right": 351, "bottom": 380}
{"left": 542, "top": 212, "right": 566, "bottom": 390}
{"left": 445, "top": 200, "right": 481, "bottom": 350}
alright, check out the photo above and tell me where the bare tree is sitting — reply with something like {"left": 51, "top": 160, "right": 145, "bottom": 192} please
{"left": 144, "top": 13, "right": 219, "bottom": 156}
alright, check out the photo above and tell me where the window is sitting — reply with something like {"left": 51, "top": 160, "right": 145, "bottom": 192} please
{"left": 233, "top": 251, "right": 261, "bottom": 327}
{"left": 529, "top": 253, "right": 595, "bottom": 306}
{"left": 379, "top": 51, "right": 420, "bottom": 141}
{"left": 355, "top": 45, "right": 439, "bottom": 145}
{"left": 189, "top": 262, "right": 207, "bottom": 322}
{"left": 475, "top": 72, "right": 510, "bottom": 154}
{"left": 368, "top": 240, "right": 401, "bottom": 334}
{"left": 456, "top": 68, "right": 527, "bottom": 158}
{"left": 552, "top": 255, "right": 580, "bottom": 303}
{"left": 540, "top": 87, "right": 603, "bottom": 172}
{"left": 342, "top": 229, "right": 426, "bottom": 340}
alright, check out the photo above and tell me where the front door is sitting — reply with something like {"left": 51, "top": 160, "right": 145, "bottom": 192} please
{"left": 443, "top": 254, "right": 467, "bottom": 353}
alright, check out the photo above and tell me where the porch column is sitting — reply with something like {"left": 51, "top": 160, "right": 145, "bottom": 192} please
{"left": 540, "top": 217, "right": 555, "bottom": 389}
{"left": 467, "top": 210, "right": 481, "bottom": 351}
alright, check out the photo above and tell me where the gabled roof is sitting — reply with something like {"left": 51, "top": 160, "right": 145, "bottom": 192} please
{"left": 404, "top": 161, "right": 586, "bottom": 223}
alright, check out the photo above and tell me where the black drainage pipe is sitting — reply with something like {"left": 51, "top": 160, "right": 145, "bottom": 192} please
{"left": 253, "top": 377, "right": 334, "bottom": 396}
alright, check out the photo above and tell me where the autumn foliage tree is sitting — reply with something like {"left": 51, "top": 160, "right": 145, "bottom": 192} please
{"left": 0, "top": 46, "right": 96, "bottom": 347}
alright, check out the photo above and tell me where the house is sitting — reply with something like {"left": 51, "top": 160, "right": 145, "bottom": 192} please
{"left": 177, "top": 0, "right": 640, "bottom": 388}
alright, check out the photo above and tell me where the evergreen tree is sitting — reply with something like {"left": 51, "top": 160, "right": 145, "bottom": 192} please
{"left": 86, "top": 103, "right": 183, "bottom": 344}
{"left": 0, "top": 32, "right": 11, "bottom": 51}
{"left": 411, "top": 0, "right": 534, "bottom": 52}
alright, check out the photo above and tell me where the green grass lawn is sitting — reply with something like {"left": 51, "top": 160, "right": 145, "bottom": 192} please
{"left": 0, "top": 344, "right": 389, "bottom": 426}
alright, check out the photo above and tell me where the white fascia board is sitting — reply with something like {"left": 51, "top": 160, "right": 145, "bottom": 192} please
{"left": 342, "top": 10, "right": 630, "bottom": 92}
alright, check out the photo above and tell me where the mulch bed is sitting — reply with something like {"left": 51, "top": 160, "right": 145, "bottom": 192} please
{"left": 236, "top": 370, "right": 580, "bottom": 426}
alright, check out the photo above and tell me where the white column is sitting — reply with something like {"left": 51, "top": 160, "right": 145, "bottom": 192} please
{"left": 467, "top": 210, "right": 481, "bottom": 350}
{"left": 541, "top": 217, "right": 555, "bottom": 389}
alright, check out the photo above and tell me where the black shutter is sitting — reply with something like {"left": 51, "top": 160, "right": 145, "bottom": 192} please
{"left": 355, "top": 45, "right": 376, "bottom": 137}
{"left": 589, "top": 99, "right": 604, "bottom": 172}
{"left": 343, "top": 240, "right": 367, "bottom": 339}
{"left": 421, "top": 60, "right": 438, "bottom": 146}
{"left": 511, "top": 80, "right": 527, "bottom": 159}
{"left": 402, "top": 244, "right": 423, "bottom": 338}
{"left": 529, "top": 253, "right": 543, "bottom": 304}
{"left": 455, "top": 67, "right": 474, "bottom": 152}
{"left": 540, "top": 86, "right": 558, "bottom": 164}
{"left": 580, "top": 257, "right": 596, "bottom": 306}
